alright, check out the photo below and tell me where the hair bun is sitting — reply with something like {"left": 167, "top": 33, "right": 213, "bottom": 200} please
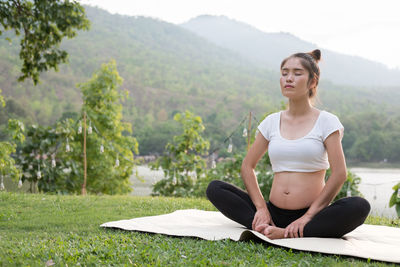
{"left": 308, "top": 49, "right": 321, "bottom": 62}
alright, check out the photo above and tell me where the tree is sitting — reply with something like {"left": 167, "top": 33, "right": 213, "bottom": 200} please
{"left": 151, "top": 111, "right": 210, "bottom": 197}
{"left": 77, "top": 60, "right": 138, "bottom": 194}
{"left": 15, "top": 60, "right": 138, "bottom": 194}
{"left": 0, "top": 0, "right": 90, "bottom": 84}
{"left": 17, "top": 121, "right": 79, "bottom": 193}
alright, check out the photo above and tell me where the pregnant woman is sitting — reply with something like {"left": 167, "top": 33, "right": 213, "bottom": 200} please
{"left": 206, "top": 49, "right": 370, "bottom": 239}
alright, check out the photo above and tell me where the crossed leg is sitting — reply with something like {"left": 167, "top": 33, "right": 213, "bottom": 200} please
{"left": 206, "top": 180, "right": 370, "bottom": 239}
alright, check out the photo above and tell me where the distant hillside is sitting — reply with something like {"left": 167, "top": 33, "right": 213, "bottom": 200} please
{"left": 1, "top": 6, "right": 400, "bottom": 158}
{"left": 0, "top": 6, "right": 282, "bottom": 126}
{"left": 181, "top": 15, "right": 400, "bottom": 87}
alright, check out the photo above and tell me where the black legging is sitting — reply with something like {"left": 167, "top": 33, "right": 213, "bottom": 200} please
{"left": 206, "top": 180, "right": 371, "bottom": 238}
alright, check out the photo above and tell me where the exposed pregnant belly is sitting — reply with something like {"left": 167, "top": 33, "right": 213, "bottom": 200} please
{"left": 269, "top": 170, "right": 326, "bottom": 210}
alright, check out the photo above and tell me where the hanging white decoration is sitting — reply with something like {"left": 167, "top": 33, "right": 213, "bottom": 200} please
{"left": 37, "top": 164, "right": 42, "bottom": 179}
{"left": 28, "top": 164, "right": 33, "bottom": 170}
{"left": 115, "top": 155, "right": 120, "bottom": 167}
{"left": 78, "top": 121, "right": 82, "bottom": 134}
{"left": 211, "top": 153, "right": 217, "bottom": 169}
{"left": 66, "top": 138, "right": 71, "bottom": 152}
{"left": 51, "top": 154, "right": 56, "bottom": 168}
{"left": 100, "top": 144, "right": 104, "bottom": 153}
{"left": 0, "top": 175, "right": 4, "bottom": 190}
{"left": 18, "top": 179, "right": 23, "bottom": 188}
{"left": 88, "top": 121, "right": 92, "bottom": 134}
{"left": 242, "top": 127, "right": 248, "bottom": 137}
{"left": 211, "top": 159, "right": 216, "bottom": 169}
{"left": 227, "top": 140, "right": 233, "bottom": 153}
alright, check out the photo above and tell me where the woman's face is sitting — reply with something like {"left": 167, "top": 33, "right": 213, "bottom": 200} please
{"left": 280, "top": 57, "right": 313, "bottom": 100}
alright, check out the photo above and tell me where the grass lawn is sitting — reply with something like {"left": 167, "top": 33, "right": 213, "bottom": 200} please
{"left": 1, "top": 192, "right": 399, "bottom": 266}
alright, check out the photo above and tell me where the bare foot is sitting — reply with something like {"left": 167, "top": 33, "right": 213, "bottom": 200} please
{"left": 263, "top": 226, "right": 286, "bottom": 240}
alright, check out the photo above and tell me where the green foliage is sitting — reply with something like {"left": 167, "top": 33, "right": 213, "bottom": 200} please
{"left": 0, "top": 89, "right": 4, "bottom": 107}
{"left": 0, "top": 118, "right": 25, "bottom": 183}
{"left": 77, "top": 60, "right": 138, "bottom": 194}
{"left": 193, "top": 153, "right": 245, "bottom": 197}
{"left": 14, "top": 60, "right": 138, "bottom": 195}
{"left": 325, "top": 169, "right": 363, "bottom": 201}
{"left": 0, "top": 141, "right": 18, "bottom": 181}
{"left": 151, "top": 111, "right": 210, "bottom": 197}
{"left": 389, "top": 183, "right": 400, "bottom": 218}
{"left": 7, "top": 119, "right": 25, "bottom": 143}
{"left": 0, "top": 0, "right": 90, "bottom": 84}
{"left": 17, "top": 121, "right": 80, "bottom": 193}
{"left": 343, "top": 112, "right": 400, "bottom": 163}
{"left": 193, "top": 151, "right": 274, "bottom": 199}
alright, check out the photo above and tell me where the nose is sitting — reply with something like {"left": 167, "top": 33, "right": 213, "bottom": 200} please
{"left": 286, "top": 73, "right": 293, "bottom": 82}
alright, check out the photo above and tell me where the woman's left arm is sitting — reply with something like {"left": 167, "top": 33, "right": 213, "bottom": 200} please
{"left": 284, "top": 130, "right": 347, "bottom": 238}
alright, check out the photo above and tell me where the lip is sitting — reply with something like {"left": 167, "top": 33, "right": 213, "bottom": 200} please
{"left": 284, "top": 85, "right": 294, "bottom": 88}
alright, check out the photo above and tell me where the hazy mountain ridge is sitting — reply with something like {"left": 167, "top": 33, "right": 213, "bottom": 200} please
{"left": 0, "top": 7, "right": 398, "bottom": 131}
{"left": 1, "top": 6, "right": 400, "bottom": 159}
{"left": 181, "top": 15, "right": 400, "bottom": 87}
{"left": 0, "top": 6, "right": 282, "bottom": 126}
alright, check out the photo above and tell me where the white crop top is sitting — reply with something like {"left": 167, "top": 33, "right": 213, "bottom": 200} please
{"left": 257, "top": 110, "right": 344, "bottom": 173}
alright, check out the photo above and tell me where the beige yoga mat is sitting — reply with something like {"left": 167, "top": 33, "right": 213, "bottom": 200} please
{"left": 101, "top": 209, "right": 400, "bottom": 263}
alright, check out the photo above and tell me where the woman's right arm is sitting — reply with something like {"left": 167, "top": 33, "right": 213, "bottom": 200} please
{"left": 241, "top": 132, "right": 273, "bottom": 231}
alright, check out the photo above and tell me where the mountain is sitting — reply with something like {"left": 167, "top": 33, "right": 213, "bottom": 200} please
{"left": 0, "top": 6, "right": 282, "bottom": 125}
{"left": 1, "top": 6, "right": 400, "bottom": 159}
{"left": 181, "top": 15, "right": 400, "bottom": 87}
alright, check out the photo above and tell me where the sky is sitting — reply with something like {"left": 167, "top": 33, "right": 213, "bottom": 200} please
{"left": 79, "top": 0, "right": 400, "bottom": 69}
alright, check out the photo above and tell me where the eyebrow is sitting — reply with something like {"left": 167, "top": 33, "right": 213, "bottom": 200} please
{"left": 281, "top": 68, "right": 305, "bottom": 71}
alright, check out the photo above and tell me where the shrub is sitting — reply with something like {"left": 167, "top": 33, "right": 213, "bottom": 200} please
{"left": 151, "top": 111, "right": 210, "bottom": 197}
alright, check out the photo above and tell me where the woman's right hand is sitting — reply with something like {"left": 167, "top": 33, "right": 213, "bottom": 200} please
{"left": 252, "top": 207, "right": 274, "bottom": 232}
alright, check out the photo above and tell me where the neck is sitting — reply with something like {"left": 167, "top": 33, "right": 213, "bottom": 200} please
{"left": 287, "top": 98, "right": 313, "bottom": 116}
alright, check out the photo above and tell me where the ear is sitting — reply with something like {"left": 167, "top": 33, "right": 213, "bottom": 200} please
{"left": 308, "top": 77, "right": 317, "bottom": 89}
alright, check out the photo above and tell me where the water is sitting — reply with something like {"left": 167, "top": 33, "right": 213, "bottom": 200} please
{"left": 130, "top": 165, "right": 164, "bottom": 196}
{"left": 130, "top": 166, "right": 400, "bottom": 218}
{"left": 350, "top": 168, "right": 400, "bottom": 218}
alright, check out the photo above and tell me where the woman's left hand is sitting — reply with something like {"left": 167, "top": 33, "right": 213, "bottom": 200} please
{"left": 284, "top": 214, "right": 313, "bottom": 238}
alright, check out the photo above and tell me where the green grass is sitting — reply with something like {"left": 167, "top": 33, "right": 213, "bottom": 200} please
{"left": 1, "top": 193, "right": 399, "bottom": 266}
